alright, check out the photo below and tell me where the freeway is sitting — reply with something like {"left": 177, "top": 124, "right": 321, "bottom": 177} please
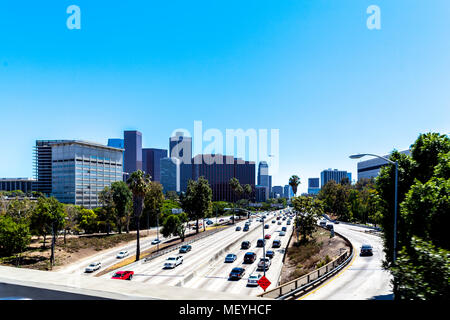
{"left": 300, "top": 221, "right": 393, "bottom": 300}
{"left": 100, "top": 209, "right": 292, "bottom": 296}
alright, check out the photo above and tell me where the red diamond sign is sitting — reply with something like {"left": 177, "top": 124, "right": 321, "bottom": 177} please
{"left": 257, "top": 275, "right": 271, "bottom": 291}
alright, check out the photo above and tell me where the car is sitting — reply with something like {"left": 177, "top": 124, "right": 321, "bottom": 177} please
{"left": 164, "top": 256, "right": 183, "bottom": 268}
{"left": 235, "top": 226, "right": 241, "bottom": 231}
{"left": 264, "top": 234, "right": 271, "bottom": 239}
{"left": 276, "top": 216, "right": 281, "bottom": 220}
{"left": 229, "top": 267, "right": 245, "bottom": 280}
{"left": 241, "top": 241, "right": 251, "bottom": 249}
{"left": 257, "top": 258, "right": 271, "bottom": 271}
{"left": 116, "top": 250, "right": 129, "bottom": 259}
{"left": 257, "top": 239, "right": 266, "bottom": 247}
{"left": 247, "top": 273, "right": 262, "bottom": 287}
{"left": 243, "top": 252, "right": 257, "bottom": 263}
{"left": 319, "top": 220, "right": 327, "bottom": 227}
{"left": 272, "top": 240, "right": 281, "bottom": 248}
{"left": 85, "top": 262, "right": 101, "bottom": 273}
{"left": 111, "top": 270, "right": 134, "bottom": 280}
{"left": 264, "top": 224, "right": 270, "bottom": 229}
{"left": 179, "top": 245, "right": 192, "bottom": 253}
{"left": 334, "top": 220, "right": 340, "bottom": 224}
{"left": 282, "top": 217, "right": 286, "bottom": 221}
{"left": 279, "top": 231, "right": 286, "bottom": 236}
{"left": 219, "top": 219, "right": 224, "bottom": 222}
{"left": 151, "top": 238, "right": 161, "bottom": 245}
{"left": 271, "top": 220, "right": 276, "bottom": 224}
{"left": 206, "top": 220, "right": 214, "bottom": 225}
{"left": 243, "top": 225, "right": 249, "bottom": 232}
{"left": 265, "top": 250, "right": 275, "bottom": 259}
{"left": 277, "top": 221, "right": 282, "bottom": 225}
{"left": 281, "top": 227, "right": 287, "bottom": 232}
{"left": 360, "top": 244, "right": 373, "bottom": 256}
{"left": 224, "top": 253, "right": 237, "bottom": 263}
{"left": 287, "top": 220, "right": 291, "bottom": 225}
{"left": 326, "top": 224, "right": 334, "bottom": 231}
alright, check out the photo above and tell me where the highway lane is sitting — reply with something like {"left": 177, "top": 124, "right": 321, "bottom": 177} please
{"left": 183, "top": 212, "right": 294, "bottom": 296}
{"left": 300, "top": 221, "right": 392, "bottom": 300}
{"left": 99, "top": 210, "right": 289, "bottom": 291}
{"left": 57, "top": 215, "right": 232, "bottom": 276}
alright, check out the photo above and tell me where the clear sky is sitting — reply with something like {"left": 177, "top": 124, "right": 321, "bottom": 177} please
{"left": 0, "top": 0, "right": 449, "bottom": 193}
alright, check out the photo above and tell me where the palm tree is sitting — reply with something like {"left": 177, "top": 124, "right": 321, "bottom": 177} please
{"left": 289, "top": 175, "right": 301, "bottom": 197}
{"left": 127, "top": 170, "right": 151, "bottom": 261}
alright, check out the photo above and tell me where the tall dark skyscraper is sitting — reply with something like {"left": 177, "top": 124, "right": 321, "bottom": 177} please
{"left": 169, "top": 131, "right": 192, "bottom": 164}
{"left": 124, "top": 130, "right": 142, "bottom": 175}
{"left": 142, "top": 148, "right": 167, "bottom": 182}
{"left": 192, "top": 154, "right": 255, "bottom": 202}
{"left": 257, "top": 161, "right": 269, "bottom": 201}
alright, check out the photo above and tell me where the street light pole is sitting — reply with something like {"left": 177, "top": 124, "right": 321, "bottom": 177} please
{"left": 349, "top": 153, "right": 399, "bottom": 265}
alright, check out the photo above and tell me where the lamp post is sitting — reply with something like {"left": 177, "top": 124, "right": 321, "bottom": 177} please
{"left": 349, "top": 153, "right": 398, "bottom": 263}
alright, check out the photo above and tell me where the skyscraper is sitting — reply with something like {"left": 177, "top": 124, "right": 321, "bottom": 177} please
{"left": 320, "top": 169, "right": 350, "bottom": 187}
{"left": 160, "top": 157, "right": 180, "bottom": 193}
{"left": 124, "top": 130, "right": 142, "bottom": 176}
{"left": 192, "top": 154, "right": 255, "bottom": 202}
{"left": 283, "top": 185, "right": 290, "bottom": 199}
{"left": 272, "top": 186, "right": 283, "bottom": 198}
{"left": 142, "top": 148, "right": 167, "bottom": 182}
{"left": 257, "top": 161, "right": 269, "bottom": 201}
{"left": 107, "top": 138, "right": 124, "bottom": 149}
{"left": 308, "top": 178, "right": 320, "bottom": 195}
{"left": 169, "top": 131, "right": 192, "bottom": 164}
{"left": 33, "top": 140, "right": 123, "bottom": 208}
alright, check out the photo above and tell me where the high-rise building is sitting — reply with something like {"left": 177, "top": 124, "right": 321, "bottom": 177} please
{"left": 268, "top": 175, "right": 272, "bottom": 198}
{"left": 160, "top": 157, "right": 180, "bottom": 193}
{"left": 192, "top": 154, "right": 255, "bottom": 202}
{"left": 255, "top": 185, "right": 267, "bottom": 202}
{"left": 169, "top": 131, "right": 192, "bottom": 165}
{"left": 0, "top": 178, "right": 35, "bottom": 193}
{"left": 320, "top": 169, "right": 350, "bottom": 187}
{"left": 272, "top": 186, "right": 283, "bottom": 198}
{"left": 124, "top": 130, "right": 142, "bottom": 176}
{"left": 142, "top": 148, "right": 167, "bottom": 182}
{"left": 308, "top": 178, "right": 320, "bottom": 195}
{"left": 283, "top": 185, "right": 290, "bottom": 199}
{"left": 33, "top": 140, "right": 123, "bottom": 208}
{"left": 357, "top": 149, "right": 410, "bottom": 180}
{"left": 257, "top": 161, "right": 270, "bottom": 201}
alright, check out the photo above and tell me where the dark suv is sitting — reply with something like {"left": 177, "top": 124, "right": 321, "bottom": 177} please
{"left": 360, "top": 244, "right": 373, "bottom": 256}
{"left": 241, "top": 241, "right": 251, "bottom": 249}
{"left": 243, "top": 252, "right": 257, "bottom": 263}
{"left": 256, "top": 239, "right": 266, "bottom": 247}
{"left": 272, "top": 240, "right": 281, "bottom": 248}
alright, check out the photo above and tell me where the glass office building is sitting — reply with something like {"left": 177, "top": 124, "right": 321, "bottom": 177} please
{"left": 0, "top": 178, "right": 35, "bottom": 193}
{"left": 160, "top": 157, "right": 180, "bottom": 193}
{"left": 124, "top": 130, "right": 142, "bottom": 176}
{"left": 320, "top": 169, "right": 350, "bottom": 187}
{"left": 34, "top": 140, "right": 123, "bottom": 208}
{"left": 142, "top": 148, "right": 167, "bottom": 182}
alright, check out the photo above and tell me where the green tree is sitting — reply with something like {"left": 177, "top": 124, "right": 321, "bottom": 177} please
{"left": 229, "top": 177, "right": 243, "bottom": 203}
{"left": 127, "top": 170, "right": 151, "bottom": 261}
{"left": 291, "top": 196, "right": 323, "bottom": 243}
{"left": 289, "top": 175, "right": 301, "bottom": 196}
{"left": 143, "top": 181, "right": 165, "bottom": 235}
{"left": 110, "top": 181, "right": 133, "bottom": 234}
{"left": 181, "top": 177, "right": 212, "bottom": 234}
{"left": 77, "top": 208, "right": 98, "bottom": 234}
{"left": 0, "top": 215, "right": 31, "bottom": 257}
{"left": 161, "top": 213, "right": 188, "bottom": 242}
{"left": 391, "top": 237, "right": 450, "bottom": 300}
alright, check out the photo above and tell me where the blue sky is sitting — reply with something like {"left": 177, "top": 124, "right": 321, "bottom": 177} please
{"left": 0, "top": 0, "right": 449, "bottom": 193}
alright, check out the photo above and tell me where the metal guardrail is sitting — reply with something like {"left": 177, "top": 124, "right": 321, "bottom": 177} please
{"left": 258, "top": 231, "right": 354, "bottom": 300}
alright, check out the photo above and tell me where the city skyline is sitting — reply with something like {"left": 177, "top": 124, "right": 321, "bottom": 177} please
{"left": 1, "top": 1, "right": 449, "bottom": 193}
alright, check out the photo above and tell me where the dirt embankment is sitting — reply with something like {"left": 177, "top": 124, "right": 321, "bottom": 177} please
{"left": 279, "top": 228, "right": 350, "bottom": 284}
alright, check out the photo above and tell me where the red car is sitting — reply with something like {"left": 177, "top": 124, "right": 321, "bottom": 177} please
{"left": 111, "top": 271, "right": 134, "bottom": 280}
{"left": 264, "top": 234, "right": 271, "bottom": 239}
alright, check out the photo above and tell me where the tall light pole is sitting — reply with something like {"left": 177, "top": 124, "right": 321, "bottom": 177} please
{"left": 349, "top": 153, "right": 398, "bottom": 264}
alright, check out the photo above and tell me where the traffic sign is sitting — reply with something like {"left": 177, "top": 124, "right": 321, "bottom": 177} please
{"left": 257, "top": 275, "right": 271, "bottom": 291}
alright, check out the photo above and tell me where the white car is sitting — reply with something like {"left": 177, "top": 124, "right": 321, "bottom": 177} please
{"left": 247, "top": 273, "right": 262, "bottom": 287}
{"left": 164, "top": 256, "right": 183, "bottom": 268}
{"left": 85, "top": 262, "right": 101, "bottom": 273}
{"left": 151, "top": 238, "right": 161, "bottom": 245}
{"left": 116, "top": 250, "right": 129, "bottom": 259}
